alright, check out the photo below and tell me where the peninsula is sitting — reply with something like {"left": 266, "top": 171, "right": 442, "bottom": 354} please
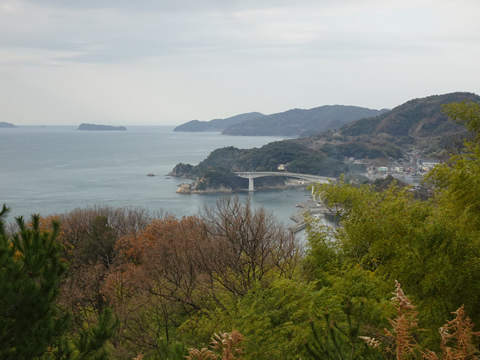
{"left": 77, "top": 123, "right": 126, "bottom": 131}
{"left": 174, "top": 112, "right": 265, "bottom": 132}
{"left": 169, "top": 92, "right": 480, "bottom": 193}
{"left": 174, "top": 106, "right": 387, "bottom": 137}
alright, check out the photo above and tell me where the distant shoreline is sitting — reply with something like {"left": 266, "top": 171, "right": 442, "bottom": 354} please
{"left": 77, "top": 123, "right": 126, "bottom": 131}
{"left": 175, "top": 179, "right": 312, "bottom": 194}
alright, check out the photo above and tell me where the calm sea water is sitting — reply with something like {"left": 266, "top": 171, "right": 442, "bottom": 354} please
{"left": 0, "top": 126, "right": 312, "bottom": 225}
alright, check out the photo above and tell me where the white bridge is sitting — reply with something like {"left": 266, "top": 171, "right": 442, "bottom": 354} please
{"left": 234, "top": 171, "right": 335, "bottom": 191}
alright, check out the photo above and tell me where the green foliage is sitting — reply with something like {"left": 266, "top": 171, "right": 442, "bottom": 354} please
{"left": 427, "top": 101, "right": 480, "bottom": 224}
{"left": 313, "top": 176, "right": 480, "bottom": 334}
{"left": 238, "top": 140, "right": 346, "bottom": 175}
{"left": 302, "top": 221, "right": 340, "bottom": 285}
{"left": 422, "top": 100, "right": 480, "bottom": 327}
{"left": 321, "top": 143, "right": 344, "bottom": 160}
{"left": 306, "top": 298, "right": 384, "bottom": 360}
{"left": 152, "top": 339, "right": 186, "bottom": 360}
{"left": 339, "top": 143, "right": 371, "bottom": 158}
{"left": 171, "top": 93, "right": 480, "bottom": 190}
{"left": 7, "top": 98, "right": 480, "bottom": 359}
{"left": 81, "top": 215, "right": 116, "bottom": 267}
{"left": 302, "top": 226, "right": 389, "bottom": 360}
{"left": 321, "top": 141, "right": 404, "bottom": 161}
{"left": 170, "top": 140, "right": 347, "bottom": 190}
{"left": 441, "top": 100, "right": 480, "bottom": 136}
{"left": 196, "top": 167, "right": 247, "bottom": 190}
{"left": 48, "top": 307, "right": 119, "bottom": 360}
{"left": 0, "top": 206, "right": 119, "bottom": 359}
{"left": 220, "top": 105, "right": 385, "bottom": 137}
{"left": 340, "top": 116, "right": 383, "bottom": 136}
{"left": 195, "top": 146, "right": 241, "bottom": 174}
{"left": 341, "top": 92, "right": 479, "bottom": 138}
{"left": 181, "top": 279, "right": 318, "bottom": 360}
{"left": 170, "top": 162, "right": 193, "bottom": 176}
{"left": 288, "top": 153, "right": 346, "bottom": 176}
{"left": 0, "top": 206, "right": 69, "bottom": 359}
{"left": 307, "top": 100, "right": 480, "bottom": 349}
{"left": 231, "top": 279, "right": 316, "bottom": 359}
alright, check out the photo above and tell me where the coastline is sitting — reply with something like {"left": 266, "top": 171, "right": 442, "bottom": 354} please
{"left": 288, "top": 199, "right": 337, "bottom": 233}
{"left": 175, "top": 178, "right": 313, "bottom": 194}
{"left": 289, "top": 199, "right": 321, "bottom": 233}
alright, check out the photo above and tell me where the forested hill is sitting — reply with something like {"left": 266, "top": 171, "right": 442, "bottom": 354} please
{"left": 7, "top": 101, "right": 480, "bottom": 359}
{"left": 170, "top": 92, "right": 480, "bottom": 192}
{"left": 169, "top": 141, "right": 353, "bottom": 192}
{"left": 174, "top": 105, "right": 386, "bottom": 136}
{"left": 222, "top": 105, "right": 388, "bottom": 137}
{"left": 339, "top": 92, "right": 480, "bottom": 137}
{"left": 173, "top": 112, "right": 265, "bottom": 132}
{"left": 296, "top": 92, "right": 480, "bottom": 159}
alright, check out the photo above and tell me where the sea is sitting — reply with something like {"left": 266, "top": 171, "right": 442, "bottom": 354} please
{"left": 0, "top": 126, "right": 313, "bottom": 226}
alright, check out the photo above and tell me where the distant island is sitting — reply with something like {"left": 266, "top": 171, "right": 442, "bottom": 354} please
{"left": 0, "top": 122, "right": 16, "bottom": 128}
{"left": 77, "top": 123, "right": 126, "bottom": 131}
{"left": 174, "top": 112, "right": 265, "bottom": 132}
{"left": 174, "top": 106, "right": 388, "bottom": 137}
{"left": 221, "top": 105, "right": 389, "bottom": 137}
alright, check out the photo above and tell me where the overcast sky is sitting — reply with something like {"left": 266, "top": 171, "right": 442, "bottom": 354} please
{"left": 1, "top": 0, "right": 479, "bottom": 126}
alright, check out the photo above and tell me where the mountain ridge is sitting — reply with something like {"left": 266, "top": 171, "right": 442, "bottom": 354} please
{"left": 222, "top": 105, "right": 388, "bottom": 137}
{"left": 173, "top": 112, "right": 265, "bottom": 132}
{"left": 340, "top": 92, "right": 478, "bottom": 138}
{"left": 174, "top": 105, "right": 387, "bottom": 137}
{"left": 169, "top": 92, "right": 480, "bottom": 193}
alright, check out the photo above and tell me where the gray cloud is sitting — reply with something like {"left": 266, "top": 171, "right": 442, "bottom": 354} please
{"left": 4, "top": 0, "right": 474, "bottom": 65}
{"left": 22, "top": 0, "right": 346, "bottom": 12}
{"left": 0, "top": 0, "right": 479, "bottom": 125}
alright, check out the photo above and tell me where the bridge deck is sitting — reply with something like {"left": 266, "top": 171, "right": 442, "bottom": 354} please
{"left": 233, "top": 171, "right": 335, "bottom": 191}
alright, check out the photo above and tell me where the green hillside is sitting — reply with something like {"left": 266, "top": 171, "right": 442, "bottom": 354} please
{"left": 170, "top": 92, "right": 480, "bottom": 192}
{"left": 341, "top": 92, "right": 479, "bottom": 137}
{"left": 222, "top": 105, "right": 387, "bottom": 136}
{"left": 173, "top": 112, "right": 265, "bottom": 132}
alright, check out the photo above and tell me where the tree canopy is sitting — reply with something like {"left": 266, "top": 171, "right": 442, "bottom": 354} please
{"left": 3, "top": 100, "right": 480, "bottom": 359}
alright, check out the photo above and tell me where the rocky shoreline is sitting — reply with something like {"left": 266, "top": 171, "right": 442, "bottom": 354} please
{"left": 176, "top": 183, "right": 235, "bottom": 194}
{"left": 175, "top": 179, "right": 311, "bottom": 194}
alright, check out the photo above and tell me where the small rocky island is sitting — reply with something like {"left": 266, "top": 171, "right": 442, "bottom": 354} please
{"left": 77, "top": 123, "right": 126, "bottom": 131}
{"left": 0, "top": 122, "right": 16, "bottom": 128}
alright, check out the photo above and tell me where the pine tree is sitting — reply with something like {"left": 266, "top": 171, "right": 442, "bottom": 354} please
{"left": 0, "top": 205, "right": 119, "bottom": 359}
{"left": 0, "top": 204, "right": 69, "bottom": 359}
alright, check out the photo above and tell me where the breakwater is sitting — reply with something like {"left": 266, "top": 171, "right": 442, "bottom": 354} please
{"left": 289, "top": 199, "right": 330, "bottom": 233}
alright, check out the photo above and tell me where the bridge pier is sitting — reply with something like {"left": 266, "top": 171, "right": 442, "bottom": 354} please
{"left": 248, "top": 175, "right": 254, "bottom": 191}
